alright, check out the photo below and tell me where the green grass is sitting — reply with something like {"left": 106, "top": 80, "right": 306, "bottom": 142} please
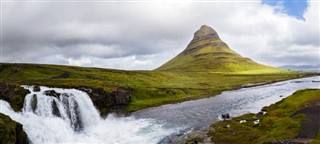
{"left": 0, "top": 63, "right": 314, "bottom": 112}
{"left": 204, "top": 89, "right": 320, "bottom": 144}
{"left": 311, "top": 132, "right": 320, "bottom": 144}
{"left": 156, "top": 36, "right": 284, "bottom": 73}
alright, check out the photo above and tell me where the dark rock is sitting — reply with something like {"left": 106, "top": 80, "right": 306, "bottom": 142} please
{"left": 59, "top": 93, "right": 83, "bottom": 131}
{"left": 44, "top": 90, "right": 61, "bottom": 98}
{"left": 221, "top": 113, "right": 230, "bottom": 119}
{"left": 77, "top": 86, "right": 131, "bottom": 116}
{"left": 111, "top": 87, "right": 131, "bottom": 105}
{"left": 33, "top": 85, "right": 41, "bottom": 92}
{"left": 292, "top": 81, "right": 304, "bottom": 83}
{"left": 15, "top": 123, "right": 30, "bottom": 144}
{"left": 30, "top": 94, "right": 37, "bottom": 112}
{"left": 257, "top": 111, "right": 264, "bottom": 115}
{"left": 71, "top": 100, "right": 83, "bottom": 132}
{"left": 0, "top": 82, "right": 30, "bottom": 112}
{"left": 0, "top": 113, "right": 29, "bottom": 144}
{"left": 51, "top": 100, "right": 61, "bottom": 117}
{"left": 279, "top": 95, "right": 283, "bottom": 97}
{"left": 61, "top": 93, "right": 70, "bottom": 114}
{"left": 191, "top": 141, "right": 198, "bottom": 144}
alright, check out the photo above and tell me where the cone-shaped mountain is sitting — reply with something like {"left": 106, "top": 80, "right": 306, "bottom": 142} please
{"left": 156, "top": 25, "right": 279, "bottom": 72}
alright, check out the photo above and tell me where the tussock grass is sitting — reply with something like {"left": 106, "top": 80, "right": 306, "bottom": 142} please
{"left": 207, "top": 89, "right": 320, "bottom": 144}
{"left": 0, "top": 63, "right": 313, "bottom": 112}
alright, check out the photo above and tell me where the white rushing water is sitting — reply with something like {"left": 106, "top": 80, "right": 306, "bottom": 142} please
{"left": 0, "top": 86, "right": 177, "bottom": 144}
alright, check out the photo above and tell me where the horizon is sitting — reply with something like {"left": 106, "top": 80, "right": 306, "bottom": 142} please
{"left": 1, "top": 0, "right": 319, "bottom": 70}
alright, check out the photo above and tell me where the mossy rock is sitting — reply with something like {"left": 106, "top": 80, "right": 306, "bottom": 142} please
{"left": 0, "top": 114, "right": 29, "bottom": 144}
{"left": 0, "top": 83, "right": 30, "bottom": 112}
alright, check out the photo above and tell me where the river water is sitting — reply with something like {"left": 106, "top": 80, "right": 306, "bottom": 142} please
{"left": 0, "top": 76, "right": 319, "bottom": 144}
{"left": 133, "top": 76, "right": 320, "bottom": 142}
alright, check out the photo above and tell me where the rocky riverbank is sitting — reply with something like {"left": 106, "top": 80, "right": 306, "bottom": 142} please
{"left": 0, "top": 83, "right": 30, "bottom": 143}
{"left": 183, "top": 89, "right": 320, "bottom": 144}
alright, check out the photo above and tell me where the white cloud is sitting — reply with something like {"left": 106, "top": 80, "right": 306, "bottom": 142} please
{"left": 2, "top": 0, "right": 319, "bottom": 70}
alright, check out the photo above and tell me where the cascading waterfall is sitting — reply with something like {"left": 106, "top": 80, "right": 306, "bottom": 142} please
{"left": 0, "top": 86, "right": 177, "bottom": 144}
{"left": 22, "top": 86, "right": 101, "bottom": 132}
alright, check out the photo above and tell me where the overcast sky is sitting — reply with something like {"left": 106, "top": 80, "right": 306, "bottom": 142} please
{"left": 1, "top": 0, "right": 319, "bottom": 70}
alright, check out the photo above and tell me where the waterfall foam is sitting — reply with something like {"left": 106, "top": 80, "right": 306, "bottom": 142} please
{"left": 0, "top": 86, "right": 177, "bottom": 144}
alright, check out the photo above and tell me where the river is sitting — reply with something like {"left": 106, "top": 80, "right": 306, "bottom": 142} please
{"left": 0, "top": 76, "right": 319, "bottom": 144}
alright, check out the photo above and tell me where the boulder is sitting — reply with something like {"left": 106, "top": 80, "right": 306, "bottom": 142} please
{"left": 221, "top": 113, "right": 230, "bottom": 119}
{"left": 44, "top": 90, "right": 61, "bottom": 98}
{"left": 33, "top": 85, "right": 41, "bottom": 92}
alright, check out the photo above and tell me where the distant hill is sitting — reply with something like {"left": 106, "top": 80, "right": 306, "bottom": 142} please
{"left": 156, "top": 25, "right": 283, "bottom": 73}
{"left": 279, "top": 65, "right": 320, "bottom": 72}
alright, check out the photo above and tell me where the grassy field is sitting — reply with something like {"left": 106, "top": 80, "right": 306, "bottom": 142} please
{"left": 193, "top": 89, "right": 320, "bottom": 144}
{"left": 0, "top": 63, "right": 314, "bottom": 112}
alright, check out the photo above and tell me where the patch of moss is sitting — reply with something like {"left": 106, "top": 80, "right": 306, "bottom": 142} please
{"left": 0, "top": 82, "right": 30, "bottom": 112}
{"left": 0, "top": 114, "right": 29, "bottom": 144}
{"left": 185, "top": 137, "right": 204, "bottom": 144}
{"left": 204, "top": 89, "right": 320, "bottom": 144}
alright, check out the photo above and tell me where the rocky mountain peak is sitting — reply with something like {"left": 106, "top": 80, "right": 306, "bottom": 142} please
{"left": 193, "top": 25, "right": 220, "bottom": 40}
{"left": 156, "top": 25, "right": 277, "bottom": 72}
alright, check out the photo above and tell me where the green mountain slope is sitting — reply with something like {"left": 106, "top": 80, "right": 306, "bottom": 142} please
{"left": 156, "top": 25, "right": 281, "bottom": 73}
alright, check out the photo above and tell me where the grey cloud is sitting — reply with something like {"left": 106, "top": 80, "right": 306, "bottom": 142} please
{"left": 2, "top": 1, "right": 319, "bottom": 70}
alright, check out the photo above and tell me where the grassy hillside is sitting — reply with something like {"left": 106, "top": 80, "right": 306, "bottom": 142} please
{"left": 0, "top": 63, "right": 311, "bottom": 112}
{"left": 186, "top": 89, "right": 320, "bottom": 144}
{"left": 156, "top": 25, "right": 282, "bottom": 73}
{"left": 0, "top": 25, "right": 305, "bottom": 112}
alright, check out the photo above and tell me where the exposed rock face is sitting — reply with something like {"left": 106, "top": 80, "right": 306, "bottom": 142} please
{"left": 30, "top": 94, "right": 37, "bottom": 112}
{"left": 77, "top": 87, "right": 131, "bottom": 116}
{"left": 0, "top": 114, "right": 29, "bottom": 144}
{"left": 51, "top": 100, "right": 61, "bottom": 117}
{"left": 0, "top": 82, "right": 30, "bottom": 112}
{"left": 194, "top": 25, "right": 219, "bottom": 40}
{"left": 111, "top": 87, "right": 131, "bottom": 105}
{"left": 185, "top": 25, "right": 221, "bottom": 52}
{"left": 70, "top": 100, "right": 83, "bottom": 132}
{"left": 44, "top": 90, "right": 61, "bottom": 98}
{"left": 15, "top": 123, "right": 29, "bottom": 144}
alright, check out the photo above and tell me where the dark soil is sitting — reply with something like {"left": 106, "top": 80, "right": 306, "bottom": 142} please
{"left": 293, "top": 102, "right": 320, "bottom": 139}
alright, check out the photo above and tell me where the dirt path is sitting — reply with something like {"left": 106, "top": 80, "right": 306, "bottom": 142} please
{"left": 293, "top": 102, "right": 320, "bottom": 139}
